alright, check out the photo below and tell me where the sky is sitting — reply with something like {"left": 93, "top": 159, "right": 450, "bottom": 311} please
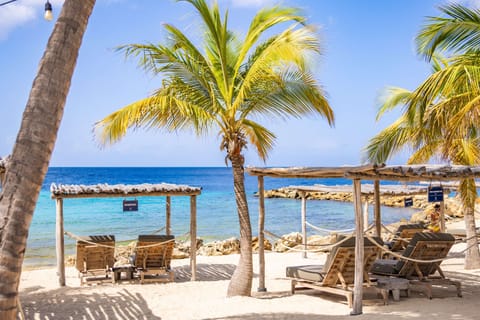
{"left": 0, "top": 0, "right": 477, "bottom": 167}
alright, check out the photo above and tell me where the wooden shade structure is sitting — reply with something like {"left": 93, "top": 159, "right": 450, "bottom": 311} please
{"left": 50, "top": 182, "right": 201, "bottom": 286}
{"left": 247, "top": 163, "right": 480, "bottom": 315}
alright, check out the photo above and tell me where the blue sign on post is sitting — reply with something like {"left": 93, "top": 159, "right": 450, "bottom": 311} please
{"left": 428, "top": 186, "right": 444, "bottom": 202}
{"left": 404, "top": 197, "right": 413, "bottom": 207}
{"left": 123, "top": 199, "right": 138, "bottom": 211}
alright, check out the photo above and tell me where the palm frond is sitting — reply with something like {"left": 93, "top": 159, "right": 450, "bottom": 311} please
{"left": 416, "top": 3, "right": 480, "bottom": 59}
{"left": 240, "top": 119, "right": 276, "bottom": 161}
{"left": 376, "top": 87, "right": 412, "bottom": 121}
{"left": 363, "top": 116, "right": 414, "bottom": 164}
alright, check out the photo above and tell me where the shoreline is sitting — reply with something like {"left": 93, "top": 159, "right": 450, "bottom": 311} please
{"left": 21, "top": 214, "right": 471, "bottom": 272}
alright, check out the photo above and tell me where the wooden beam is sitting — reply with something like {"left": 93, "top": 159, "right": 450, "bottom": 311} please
{"left": 301, "top": 192, "right": 307, "bottom": 259}
{"left": 51, "top": 190, "right": 201, "bottom": 199}
{"left": 352, "top": 179, "right": 364, "bottom": 315}
{"left": 55, "top": 198, "right": 65, "bottom": 286}
{"left": 257, "top": 176, "right": 267, "bottom": 292}
{"left": 166, "top": 196, "right": 171, "bottom": 236}
{"left": 190, "top": 195, "right": 197, "bottom": 281}
{"left": 374, "top": 180, "right": 381, "bottom": 237}
{"left": 363, "top": 199, "right": 369, "bottom": 230}
{"left": 440, "top": 201, "right": 446, "bottom": 232}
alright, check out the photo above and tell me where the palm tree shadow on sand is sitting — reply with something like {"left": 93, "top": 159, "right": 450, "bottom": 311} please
{"left": 173, "top": 263, "right": 237, "bottom": 282}
{"left": 21, "top": 288, "right": 160, "bottom": 320}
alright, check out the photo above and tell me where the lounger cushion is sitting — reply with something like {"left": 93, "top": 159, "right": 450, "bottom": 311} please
{"left": 286, "top": 265, "right": 325, "bottom": 282}
{"left": 138, "top": 234, "right": 175, "bottom": 242}
{"left": 370, "top": 259, "right": 398, "bottom": 275}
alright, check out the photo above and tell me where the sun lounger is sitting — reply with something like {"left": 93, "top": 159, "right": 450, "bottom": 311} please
{"left": 385, "top": 223, "right": 426, "bottom": 252}
{"left": 286, "top": 236, "right": 383, "bottom": 307}
{"left": 371, "top": 232, "right": 461, "bottom": 298}
{"left": 134, "top": 234, "right": 175, "bottom": 283}
{"left": 75, "top": 235, "right": 115, "bottom": 285}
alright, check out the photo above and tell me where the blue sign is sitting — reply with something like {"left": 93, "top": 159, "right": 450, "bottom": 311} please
{"left": 123, "top": 199, "right": 138, "bottom": 211}
{"left": 428, "top": 186, "right": 444, "bottom": 202}
{"left": 404, "top": 197, "right": 413, "bottom": 207}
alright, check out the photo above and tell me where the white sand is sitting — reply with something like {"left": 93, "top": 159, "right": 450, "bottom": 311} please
{"left": 19, "top": 243, "right": 480, "bottom": 320}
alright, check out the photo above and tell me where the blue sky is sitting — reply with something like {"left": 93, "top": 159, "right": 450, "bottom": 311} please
{"left": 0, "top": 0, "right": 475, "bottom": 167}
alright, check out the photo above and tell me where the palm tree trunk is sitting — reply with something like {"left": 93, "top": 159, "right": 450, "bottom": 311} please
{"left": 227, "top": 155, "right": 253, "bottom": 297}
{"left": 460, "top": 179, "right": 480, "bottom": 269}
{"left": 0, "top": 1, "right": 95, "bottom": 318}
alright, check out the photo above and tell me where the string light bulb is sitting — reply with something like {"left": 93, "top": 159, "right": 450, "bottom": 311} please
{"left": 44, "top": 0, "right": 53, "bottom": 21}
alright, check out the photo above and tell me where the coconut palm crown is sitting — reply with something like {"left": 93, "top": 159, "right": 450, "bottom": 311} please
{"left": 95, "top": 0, "right": 334, "bottom": 296}
{"left": 365, "top": 3, "right": 480, "bottom": 269}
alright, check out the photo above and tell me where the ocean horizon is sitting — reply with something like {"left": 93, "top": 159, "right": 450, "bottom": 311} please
{"left": 25, "top": 167, "right": 417, "bottom": 268}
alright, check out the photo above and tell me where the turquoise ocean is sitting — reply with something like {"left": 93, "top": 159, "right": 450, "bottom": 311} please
{"left": 26, "top": 167, "right": 417, "bottom": 268}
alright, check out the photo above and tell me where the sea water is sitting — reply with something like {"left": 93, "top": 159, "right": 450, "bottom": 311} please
{"left": 25, "top": 167, "right": 417, "bottom": 268}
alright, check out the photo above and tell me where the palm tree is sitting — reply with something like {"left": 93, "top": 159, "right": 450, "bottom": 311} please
{"left": 0, "top": 1, "right": 96, "bottom": 318}
{"left": 95, "top": 0, "right": 334, "bottom": 296}
{"left": 365, "top": 53, "right": 480, "bottom": 268}
{"left": 415, "top": 3, "right": 480, "bottom": 269}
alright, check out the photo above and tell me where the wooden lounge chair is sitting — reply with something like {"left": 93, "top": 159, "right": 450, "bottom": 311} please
{"left": 75, "top": 235, "right": 115, "bottom": 285}
{"left": 134, "top": 234, "right": 175, "bottom": 284}
{"left": 385, "top": 223, "right": 426, "bottom": 252}
{"left": 371, "top": 232, "right": 461, "bottom": 298}
{"left": 286, "top": 236, "right": 383, "bottom": 307}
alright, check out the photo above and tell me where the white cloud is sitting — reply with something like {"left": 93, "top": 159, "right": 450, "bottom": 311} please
{"left": 0, "top": 0, "right": 62, "bottom": 41}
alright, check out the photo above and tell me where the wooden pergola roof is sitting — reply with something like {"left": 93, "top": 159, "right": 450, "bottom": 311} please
{"left": 50, "top": 183, "right": 202, "bottom": 199}
{"left": 282, "top": 183, "right": 455, "bottom": 196}
{"left": 246, "top": 164, "right": 480, "bottom": 181}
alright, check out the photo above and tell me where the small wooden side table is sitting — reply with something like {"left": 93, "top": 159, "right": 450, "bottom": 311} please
{"left": 112, "top": 265, "right": 135, "bottom": 283}
{"left": 376, "top": 277, "right": 410, "bottom": 304}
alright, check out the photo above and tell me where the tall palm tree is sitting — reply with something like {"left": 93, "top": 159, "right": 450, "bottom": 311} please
{"left": 95, "top": 0, "right": 334, "bottom": 296}
{"left": 365, "top": 53, "right": 480, "bottom": 268}
{"left": 415, "top": 3, "right": 480, "bottom": 269}
{"left": 0, "top": 1, "right": 96, "bottom": 318}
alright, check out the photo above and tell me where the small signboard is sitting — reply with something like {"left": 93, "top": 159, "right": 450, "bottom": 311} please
{"left": 404, "top": 197, "right": 413, "bottom": 207}
{"left": 428, "top": 186, "right": 444, "bottom": 202}
{"left": 123, "top": 199, "right": 138, "bottom": 212}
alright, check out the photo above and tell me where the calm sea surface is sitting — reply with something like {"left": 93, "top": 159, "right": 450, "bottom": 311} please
{"left": 25, "top": 167, "right": 417, "bottom": 267}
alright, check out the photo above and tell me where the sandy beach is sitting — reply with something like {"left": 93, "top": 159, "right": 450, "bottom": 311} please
{"left": 18, "top": 239, "right": 480, "bottom": 320}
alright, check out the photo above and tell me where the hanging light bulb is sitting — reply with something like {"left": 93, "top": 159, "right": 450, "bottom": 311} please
{"left": 44, "top": 0, "right": 53, "bottom": 21}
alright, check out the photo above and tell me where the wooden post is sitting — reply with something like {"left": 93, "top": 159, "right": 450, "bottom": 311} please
{"left": 257, "top": 176, "right": 267, "bottom": 292}
{"left": 190, "top": 195, "right": 197, "bottom": 281}
{"left": 301, "top": 192, "right": 307, "bottom": 259}
{"left": 166, "top": 196, "right": 171, "bottom": 235}
{"left": 374, "top": 180, "right": 381, "bottom": 237}
{"left": 363, "top": 198, "right": 369, "bottom": 230}
{"left": 352, "top": 179, "right": 364, "bottom": 315}
{"left": 55, "top": 198, "right": 65, "bottom": 286}
{"left": 440, "top": 201, "right": 446, "bottom": 232}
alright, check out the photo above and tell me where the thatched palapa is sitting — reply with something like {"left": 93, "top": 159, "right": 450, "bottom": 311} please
{"left": 247, "top": 163, "right": 480, "bottom": 315}
{"left": 50, "top": 182, "right": 201, "bottom": 198}
{"left": 51, "top": 181, "right": 201, "bottom": 287}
